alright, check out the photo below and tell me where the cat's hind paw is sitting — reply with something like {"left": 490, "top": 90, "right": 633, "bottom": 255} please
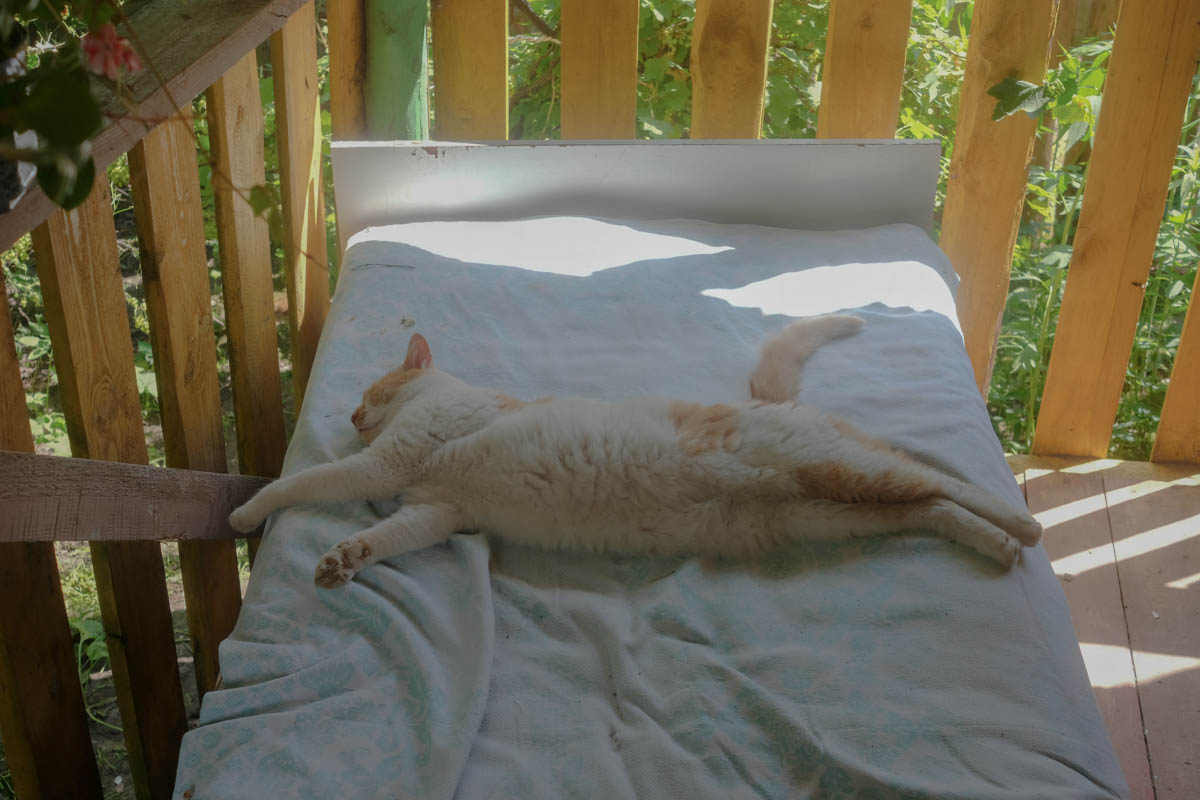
{"left": 314, "top": 554, "right": 355, "bottom": 589}
{"left": 314, "top": 539, "right": 372, "bottom": 589}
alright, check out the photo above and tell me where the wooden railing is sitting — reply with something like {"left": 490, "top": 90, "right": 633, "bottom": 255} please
{"left": 1, "top": 1, "right": 1199, "bottom": 798}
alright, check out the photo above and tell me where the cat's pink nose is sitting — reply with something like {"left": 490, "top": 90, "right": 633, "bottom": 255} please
{"left": 351, "top": 408, "right": 364, "bottom": 427}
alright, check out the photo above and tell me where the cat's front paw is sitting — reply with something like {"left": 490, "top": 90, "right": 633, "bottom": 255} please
{"left": 228, "top": 503, "right": 264, "bottom": 534}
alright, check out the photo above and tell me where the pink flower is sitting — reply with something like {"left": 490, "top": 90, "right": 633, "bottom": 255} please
{"left": 82, "top": 23, "right": 142, "bottom": 81}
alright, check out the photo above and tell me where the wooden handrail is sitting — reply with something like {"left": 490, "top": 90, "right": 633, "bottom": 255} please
{"left": 0, "top": 0, "right": 309, "bottom": 253}
{"left": 0, "top": 451, "right": 269, "bottom": 543}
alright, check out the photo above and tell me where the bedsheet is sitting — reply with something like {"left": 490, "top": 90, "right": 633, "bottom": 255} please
{"left": 174, "top": 217, "right": 1128, "bottom": 799}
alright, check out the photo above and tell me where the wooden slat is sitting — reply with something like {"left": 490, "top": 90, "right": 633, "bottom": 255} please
{"left": 207, "top": 53, "right": 287, "bottom": 567}
{"left": 0, "top": 0, "right": 309, "bottom": 253}
{"left": 206, "top": 55, "right": 288, "bottom": 483}
{"left": 1103, "top": 470, "right": 1200, "bottom": 799}
{"left": 0, "top": 452, "right": 268, "bottom": 544}
{"left": 939, "top": 0, "right": 1056, "bottom": 393}
{"left": 430, "top": 0, "right": 508, "bottom": 139}
{"left": 270, "top": 1, "right": 331, "bottom": 412}
{"left": 1153, "top": 269, "right": 1200, "bottom": 462}
{"left": 816, "top": 0, "right": 913, "bottom": 139}
{"left": 1024, "top": 465, "right": 1154, "bottom": 800}
{"left": 1079, "top": 0, "right": 1120, "bottom": 38}
{"left": 328, "top": 0, "right": 368, "bottom": 257}
{"left": 560, "top": 0, "right": 639, "bottom": 139}
{"left": 328, "top": 0, "right": 368, "bottom": 141}
{"left": 690, "top": 0, "right": 774, "bottom": 139}
{"left": 31, "top": 182, "right": 187, "bottom": 800}
{"left": 0, "top": 275, "right": 102, "bottom": 799}
{"left": 129, "top": 113, "right": 242, "bottom": 700}
{"left": 1034, "top": 0, "right": 1200, "bottom": 458}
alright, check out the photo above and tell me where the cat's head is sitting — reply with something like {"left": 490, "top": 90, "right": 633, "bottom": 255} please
{"left": 351, "top": 333, "right": 436, "bottom": 443}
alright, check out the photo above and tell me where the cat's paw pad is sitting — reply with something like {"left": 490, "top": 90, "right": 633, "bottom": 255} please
{"left": 313, "top": 541, "right": 372, "bottom": 589}
{"left": 228, "top": 504, "right": 262, "bottom": 534}
{"left": 314, "top": 554, "right": 354, "bottom": 589}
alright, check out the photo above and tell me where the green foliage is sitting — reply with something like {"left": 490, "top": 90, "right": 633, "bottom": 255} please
{"left": 0, "top": 0, "right": 136, "bottom": 210}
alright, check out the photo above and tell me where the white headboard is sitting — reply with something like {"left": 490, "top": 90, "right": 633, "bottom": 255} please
{"left": 330, "top": 139, "right": 941, "bottom": 249}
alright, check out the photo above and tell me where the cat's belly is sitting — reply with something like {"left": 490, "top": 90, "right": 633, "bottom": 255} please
{"left": 435, "top": 440, "right": 731, "bottom": 555}
{"left": 465, "top": 498, "right": 724, "bottom": 556}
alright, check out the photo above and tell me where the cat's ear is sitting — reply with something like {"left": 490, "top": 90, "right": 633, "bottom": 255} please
{"left": 403, "top": 333, "right": 434, "bottom": 370}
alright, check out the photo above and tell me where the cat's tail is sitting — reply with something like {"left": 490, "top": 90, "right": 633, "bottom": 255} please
{"left": 749, "top": 315, "right": 864, "bottom": 403}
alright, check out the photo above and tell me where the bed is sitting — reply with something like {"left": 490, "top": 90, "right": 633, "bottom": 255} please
{"left": 172, "top": 143, "right": 1128, "bottom": 799}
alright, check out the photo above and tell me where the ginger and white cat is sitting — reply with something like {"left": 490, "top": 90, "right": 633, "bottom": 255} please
{"left": 229, "top": 317, "right": 1042, "bottom": 588}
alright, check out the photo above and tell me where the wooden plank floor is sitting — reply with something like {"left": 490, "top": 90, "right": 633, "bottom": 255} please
{"left": 1009, "top": 456, "right": 1200, "bottom": 800}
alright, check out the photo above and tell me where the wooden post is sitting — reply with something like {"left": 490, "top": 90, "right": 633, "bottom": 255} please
{"left": 0, "top": 274, "right": 102, "bottom": 799}
{"left": 270, "top": 1, "right": 331, "bottom": 412}
{"left": 1034, "top": 0, "right": 1200, "bottom": 458}
{"left": 690, "top": 0, "right": 774, "bottom": 139}
{"left": 206, "top": 53, "right": 288, "bottom": 563}
{"left": 129, "top": 112, "right": 243, "bottom": 700}
{"left": 938, "top": 0, "right": 1057, "bottom": 393}
{"left": 816, "top": 0, "right": 914, "bottom": 139}
{"left": 328, "top": 0, "right": 368, "bottom": 141}
{"left": 1077, "top": 0, "right": 1120, "bottom": 38}
{"left": 327, "top": 0, "right": 369, "bottom": 256}
{"left": 1152, "top": 270, "right": 1200, "bottom": 462}
{"left": 430, "top": 0, "right": 508, "bottom": 140}
{"left": 366, "top": 0, "right": 430, "bottom": 139}
{"left": 32, "top": 182, "right": 187, "bottom": 800}
{"left": 561, "top": 0, "right": 639, "bottom": 139}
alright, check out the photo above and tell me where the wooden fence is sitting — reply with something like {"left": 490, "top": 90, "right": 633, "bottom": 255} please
{"left": 1, "top": 1, "right": 1199, "bottom": 797}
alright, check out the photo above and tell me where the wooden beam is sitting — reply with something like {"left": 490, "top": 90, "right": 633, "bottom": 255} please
{"left": 1154, "top": 268, "right": 1200, "bottom": 462}
{"left": 939, "top": 0, "right": 1056, "bottom": 394}
{"left": 0, "top": 0, "right": 309, "bottom": 253}
{"left": 205, "top": 56, "right": 288, "bottom": 481}
{"left": 690, "top": 0, "right": 774, "bottom": 139}
{"left": 270, "top": 1, "right": 331, "bottom": 412}
{"left": 816, "top": 0, "right": 913, "bottom": 139}
{"left": 561, "top": 0, "right": 639, "bottom": 139}
{"left": 430, "top": 0, "right": 509, "bottom": 140}
{"left": 31, "top": 182, "right": 188, "bottom": 800}
{"left": 0, "top": 275, "right": 102, "bottom": 799}
{"left": 129, "top": 113, "right": 243, "bottom": 700}
{"left": 1034, "top": 0, "right": 1200, "bottom": 458}
{"left": 328, "top": 0, "right": 368, "bottom": 141}
{"left": 0, "top": 452, "right": 268, "bottom": 544}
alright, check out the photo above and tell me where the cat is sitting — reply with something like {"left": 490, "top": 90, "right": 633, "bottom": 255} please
{"left": 229, "top": 317, "right": 1042, "bottom": 589}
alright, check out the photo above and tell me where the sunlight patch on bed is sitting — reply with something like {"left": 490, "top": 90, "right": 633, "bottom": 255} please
{"left": 700, "top": 261, "right": 960, "bottom": 331}
{"left": 349, "top": 217, "right": 731, "bottom": 276}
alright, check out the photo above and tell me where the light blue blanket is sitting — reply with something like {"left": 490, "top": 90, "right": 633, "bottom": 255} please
{"left": 174, "top": 218, "right": 1128, "bottom": 799}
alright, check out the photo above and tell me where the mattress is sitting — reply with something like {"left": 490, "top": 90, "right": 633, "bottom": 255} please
{"left": 174, "top": 216, "right": 1128, "bottom": 799}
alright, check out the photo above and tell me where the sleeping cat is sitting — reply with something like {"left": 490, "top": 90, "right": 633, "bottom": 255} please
{"left": 229, "top": 317, "right": 1042, "bottom": 588}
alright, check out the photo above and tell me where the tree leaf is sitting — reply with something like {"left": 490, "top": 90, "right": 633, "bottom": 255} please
{"left": 987, "top": 77, "right": 1051, "bottom": 121}
{"left": 248, "top": 184, "right": 275, "bottom": 216}
{"left": 36, "top": 155, "right": 95, "bottom": 210}
{"left": 24, "top": 62, "right": 101, "bottom": 148}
